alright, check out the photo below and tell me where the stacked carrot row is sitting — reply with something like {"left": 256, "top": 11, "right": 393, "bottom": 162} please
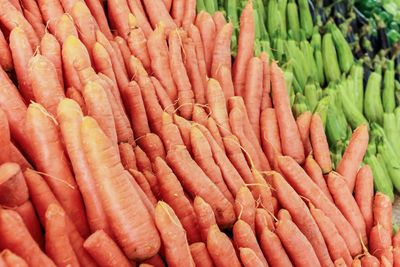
{"left": 0, "top": 0, "right": 398, "bottom": 266}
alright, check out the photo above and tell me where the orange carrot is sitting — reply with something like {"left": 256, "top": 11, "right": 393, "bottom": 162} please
{"left": 57, "top": 99, "right": 110, "bottom": 234}
{"left": 45, "top": 204, "right": 80, "bottom": 267}
{"left": 166, "top": 145, "right": 236, "bottom": 227}
{"left": 125, "top": 172, "right": 155, "bottom": 219}
{"left": 327, "top": 172, "right": 367, "bottom": 245}
{"left": 126, "top": 0, "right": 152, "bottom": 38}
{"left": 151, "top": 77, "right": 174, "bottom": 114}
{"left": 255, "top": 208, "right": 275, "bottom": 235}
{"left": 206, "top": 117, "right": 226, "bottom": 152}
{"left": 233, "top": 1, "right": 254, "bottom": 96}
{"left": 213, "top": 11, "right": 227, "bottom": 33}
{"left": 142, "top": 0, "right": 177, "bottom": 33}
{"left": 159, "top": 112, "right": 184, "bottom": 150}
{"left": 182, "top": 0, "right": 196, "bottom": 29}
{"left": 169, "top": 30, "right": 195, "bottom": 119}
{"left": 259, "top": 227, "right": 293, "bottom": 267}
{"left": 119, "top": 142, "right": 138, "bottom": 170}
{"left": 191, "top": 126, "right": 234, "bottom": 203}
{"left": 81, "top": 116, "right": 161, "bottom": 260}
{"left": 310, "top": 204, "right": 353, "bottom": 266}
{"left": 233, "top": 220, "right": 268, "bottom": 266}
{"left": 37, "top": 0, "right": 64, "bottom": 33}
{"left": 235, "top": 186, "right": 256, "bottom": 232}
{"left": 21, "top": 0, "right": 42, "bottom": 19}
{"left": 0, "top": 108, "right": 10, "bottom": 164}
{"left": 206, "top": 79, "right": 231, "bottom": 136}
{"left": 107, "top": 0, "right": 130, "bottom": 38}
{"left": 355, "top": 165, "right": 374, "bottom": 235}
{"left": 146, "top": 24, "right": 177, "bottom": 101}
{"left": 310, "top": 113, "right": 332, "bottom": 173}
{"left": 296, "top": 111, "right": 313, "bottom": 156}
{"left": 155, "top": 202, "right": 195, "bottom": 267}
{"left": 336, "top": 124, "right": 369, "bottom": 192}
{"left": 0, "top": 29, "right": 13, "bottom": 72}
{"left": 277, "top": 209, "right": 292, "bottom": 221}
{"left": 134, "top": 145, "right": 152, "bottom": 172}
{"left": 189, "top": 242, "right": 214, "bottom": 267}
{"left": 8, "top": 0, "right": 22, "bottom": 12}
{"left": 173, "top": 114, "right": 193, "bottom": 152}
{"left": 129, "top": 169, "right": 158, "bottom": 205}
{"left": 196, "top": 12, "right": 216, "bottom": 76}
{"left": 260, "top": 108, "right": 282, "bottom": 171}
{"left": 188, "top": 24, "right": 208, "bottom": 87}
{"left": 207, "top": 224, "right": 241, "bottom": 267}
{"left": 40, "top": 33, "right": 64, "bottom": 87}
{"left": 373, "top": 193, "right": 392, "bottom": 233}
{"left": 393, "top": 247, "right": 400, "bottom": 267}
{"left": 29, "top": 55, "right": 65, "bottom": 115}
{"left": 141, "top": 254, "right": 164, "bottom": 267}
{"left": 137, "top": 133, "right": 166, "bottom": 162}
{"left": 114, "top": 36, "right": 132, "bottom": 76}
{"left": 193, "top": 196, "right": 217, "bottom": 241}
{"left": 271, "top": 62, "right": 305, "bottom": 163}
{"left": 0, "top": 209, "right": 55, "bottom": 266}
{"left": 250, "top": 169, "right": 275, "bottom": 214}
{"left": 84, "top": 0, "right": 113, "bottom": 39}
{"left": 278, "top": 155, "right": 362, "bottom": 256}
{"left": 70, "top": 2, "right": 98, "bottom": 50}
{"left": 9, "top": 27, "right": 34, "bottom": 102}
{"left": 0, "top": 163, "right": 29, "bottom": 207}
{"left": 9, "top": 143, "right": 31, "bottom": 170}
{"left": 192, "top": 105, "right": 209, "bottom": 126}
{"left": 260, "top": 52, "right": 272, "bottom": 110}
{"left": 1, "top": 249, "right": 28, "bottom": 266}
{"left": 216, "top": 65, "right": 235, "bottom": 101}
{"left": 369, "top": 224, "right": 392, "bottom": 260}
{"left": 272, "top": 171, "right": 333, "bottom": 267}
{"left": 211, "top": 23, "right": 233, "bottom": 79}
{"left": 243, "top": 57, "right": 263, "bottom": 142}
{"left": 171, "top": 0, "right": 184, "bottom": 26}
{"left": 54, "top": 14, "right": 79, "bottom": 44}
{"left": 334, "top": 258, "right": 346, "bottom": 267}
{"left": 360, "top": 253, "right": 380, "bottom": 266}
{"left": 92, "top": 42, "right": 117, "bottom": 85}
{"left": 83, "top": 230, "right": 132, "bottom": 267}
{"left": 276, "top": 219, "right": 321, "bottom": 267}
{"left": 127, "top": 25, "right": 151, "bottom": 73}
{"left": 239, "top": 247, "right": 266, "bottom": 267}
{"left": 154, "top": 157, "right": 201, "bottom": 243}
{"left": 304, "top": 155, "right": 333, "bottom": 202}
{"left": 23, "top": 9, "right": 45, "bottom": 38}
{"left": 183, "top": 37, "right": 206, "bottom": 104}
{"left": 66, "top": 87, "right": 86, "bottom": 114}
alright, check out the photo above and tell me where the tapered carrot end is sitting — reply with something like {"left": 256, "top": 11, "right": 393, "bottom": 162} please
{"left": 57, "top": 98, "right": 83, "bottom": 118}
{"left": 45, "top": 203, "right": 65, "bottom": 220}
{"left": 128, "top": 13, "right": 137, "bottom": 29}
{"left": 81, "top": 116, "right": 101, "bottom": 137}
{"left": 71, "top": 1, "right": 89, "bottom": 14}
{"left": 190, "top": 126, "right": 204, "bottom": 140}
{"left": 161, "top": 112, "right": 172, "bottom": 124}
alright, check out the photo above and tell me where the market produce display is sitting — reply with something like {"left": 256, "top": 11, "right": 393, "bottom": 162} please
{"left": 0, "top": 0, "right": 399, "bottom": 266}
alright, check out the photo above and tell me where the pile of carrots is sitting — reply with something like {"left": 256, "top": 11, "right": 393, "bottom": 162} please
{"left": 0, "top": 0, "right": 398, "bottom": 266}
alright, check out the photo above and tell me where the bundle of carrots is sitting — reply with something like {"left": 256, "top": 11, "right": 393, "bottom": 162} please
{"left": 0, "top": 0, "right": 398, "bottom": 266}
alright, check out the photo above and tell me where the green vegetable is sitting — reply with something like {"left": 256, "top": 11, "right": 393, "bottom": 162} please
{"left": 378, "top": 141, "right": 400, "bottom": 192}
{"left": 197, "top": 0, "right": 206, "bottom": 12}
{"left": 383, "top": 60, "right": 395, "bottom": 113}
{"left": 314, "top": 49, "right": 325, "bottom": 85}
{"left": 339, "top": 83, "right": 368, "bottom": 129}
{"left": 322, "top": 33, "right": 341, "bottom": 83}
{"left": 326, "top": 91, "right": 348, "bottom": 146}
{"left": 304, "top": 82, "right": 319, "bottom": 112}
{"left": 329, "top": 22, "right": 354, "bottom": 73}
{"left": 267, "top": 0, "right": 279, "bottom": 39}
{"left": 225, "top": 0, "right": 239, "bottom": 29}
{"left": 365, "top": 154, "right": 394, "bottom": 202}
{"left": 287, "top": 0, "right": 301, "bottom": 41}
{"left": 364, "top": 71, "right": 384, "bottom": 125}
{"left": 298, "top": 0, "right": 313, "bottom": 39}
{"left": 204, "top": 0, "right": 216, "bottom": 14}
{"left": 278, "top": 0, "right": 288, "bottom": 39}
{"left": 350, "top": 64, "right": 364, "bottom": 113}
{"left": 383, "top": 113, "right": 400, "bottom": 156}
{"left": 315, "top": 96, "right": 330, "bottom": 127}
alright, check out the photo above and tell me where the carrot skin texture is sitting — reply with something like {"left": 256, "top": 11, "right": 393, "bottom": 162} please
{"left": 369, "top": 224, "right": 392, "bottom": 260}
{"left": 189, "top": 242, "right": 214, "bottom": 267}
{"left": 216, "top": 66, "right": 235, "bottom": 102}
{"left": 255, "top": 208, "right": 275, "bottom": 235}
{"left": 211, "top": 23, "right": 233, "bottom": 78}
{"left": 37, "top": 0, "right": 64, "bottom": 34}
{"left": 239, "top": 247, "right": 266, "bottom": 267}
{"left": 84, "top": 0, "right": 113, "bottom": 39}
{"left": 55, "top": 14, "right": 79, "bottom": 44}
{"left": 355, "top": 165, "right": 374, "bottom": 235}
{"left": 40, "top": 33, "right": 64, "bottom": 87}
{"left": 310, "top": 114, "right": 332, "bottom": 173}
{"left": 70, "top": 2, "right": 98, "bottom": 52}
{"left": 107, "top": 0, "right": 130, "bottom": 39}
{"left": 137, "top": 133, "right": 166, "bottom": 162}
{"left": 83, "top": 230, "right": 132, "bottom": 267}
{"left": 234, "top": 186, "right": 256, "bottom": 233}
{"left": 260, "top": 52, "right": 272, "bottom": 110}
{"left": 0, "top": 163, "right": 29, "bottom": 207}
{"left": 261, "top": 108, "right": 282, "bottom": 170}
{"left": 142, "top": 0, "right": 176, "bottom": 33}
{"left": 182, "top": 0, "right": 196, "bottom": 29}
{"left": 188, "top": 24, "right": 208, "bottom": 89}
{"left": 206, "top": 79, "right": 231, "bottom": 136}
{"left": 193, "top": 196, "right": 217, "bottom": 242}
{"left": 259, "top": 228, "right": 293, "bottom": 267}
{"left": 119, "top": 143, "right": 138, "bottom": 170}
{"left": 129, "top": 169, "right": 157, "bottom": 206}
{"left": 296, "top": 111, "right": 313, "bottom": 156}
{"left": 207, "top": 224, "right": 241, "bottom": 267}
{"left": 304, "top": 155, "right": 333, "bottom": 202}
{"left": 196, "top": 12, "right": 216, "bottom": 76}
{"left": 373, "top": 193, "right": 393, "bottom": 233}
{"left": 0, "top": 29, "right": 13, "bottom": 71}
{"left": 127, "top": 27, "right": 151, "bottom": 73}
{"left": 151, "top": 77, "right": 174, "bottom": 114}
{"left": 1, "top": 249, "right": 28, "bottom": 266}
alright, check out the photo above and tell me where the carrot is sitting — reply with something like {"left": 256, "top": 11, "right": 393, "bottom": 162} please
{"left": 137, "top": 134, "right": 166, "bottom": 162}
{"left": 352, "top": 258, "right": 362, "bottom": 267}
{"left": 278, "top": 155, "right": 362, "bottom": 256}
{"left": 207, "top": 224, "right": 241, "bottom": 267}
{"left": 235, "top": 186, "right": 256, "bottom": 232}
{"left": 9, "top": 143, "right": 31, "bottom": 170}
{"left": 70, "top": 2, "right": 98, "bottom": 51}
{"left": 213, "top": 11, "right": 227, "bottom": 33}
{"left": 276, "top": 219, "right": 321, "bottom": 267}
{"left": 155, "top": 202, "right": 195, "bottom": 267}
{"left": 114, "top": 36, "right": 132, "bottom": 76}
{"left": 57, "top": 99, "right": 110, "bottom": 234}
{"left": 336, "top": 124, "right": 369, "bottom": 192}
{"left": 0, "top": 108, "right": 10, "bottom": 164}
{"left": 393, "top": 247, "right": 400, "bottom": 267}
{"left": 250, "top": 169, "right": 275, "bottom": 214}
{"left": 233, "top": 220, "right": 268, "bottom": 266}
{"left": 0, "top": 0, "right": 39, "bottom": 48}
{"left": 45, "top": 204, "right": 80, "bottom": 267}
{"left": 142, "top": 0, "right": 176, "bottom": 33}
{"left": 107, "top": 0, "right": 130, "bottom": 38}
{"left": 239, "top": 248, "right": 266, "bottom": 267}
{"left": 260, "top": 108, "right": 282, "bottom": 171}
{"left": 22, "top": 9, "right": 44, "bottom": 38}
{"left": 272, "top": 171, "right": 333, "bottom": 267}
{"left": 310, "top": 113, "right": 332, "bottom": 173}
{"left": 127, "top": 25, "right": 151, "bottom": 73}
{"left": 215, "top": 65, "right": 235, "bottom": 101}
{"left": 84, "top": 0, "right": 113, "bottom": 39}
{"left": 54, "top": 13, "right": 79, "bottom": 44}
{"left": 232, "top": 1, "right": 254, "bottom": 96}
{"left": 255, "top": 208, "right": 275, "bottom": 235}
{"left": 8, "top": 0, "right": 22, "bottom": 12}
{"left": 159, "top": 112, "right": 184, "bottom": 151}
{"left": 196, "top": 12, "right": 216, "bottom": 76}
{"left": 173, "top": 114, "right": 193, "bottom": 152}
{"left": 191, "top": 126, "right": 234, "bottom": 203}
{"left": 296, "top": 111, "right": 313, "bottom": 156}
{"left": 0, "top": 163, "right": 29, "bottom": 207}
{"left": 259, "top": 227, "right": 293, "bottom": 267}
{"left": 188, "top": 24, "right": 208, "bottom": 87}
{"left": 20, "top": 0, "right": 42, "bottom": 19}
{"left": 206, "top": 117, "right": 226, "bottom": 152}
{"left": 141, "top": 254, "right": 164, "bottom": 267}
{"left": 223, "top": 136, "right": 255, "bottom": 184}
{"left": 151, "top": 77, "right": 174, "bottom": 114}
{"left": 183, "top": 37, "right": 206, "bottom": 104}
{"left": 0, "top": 209, "right": 56, "bottom": 266}
{"left": 193, "top": 196, "right": 217, "bottom": 241}
{"left": 38, "top": 0, "right": 64, "bottom": 33}
{"left": 211, "top": 23, "right": 233, "bottom": 79}
{"left": 381, "top": 255, "right": 393, "bottom": 267}
{"left": 369, "top": 224, "right": 392, "bottom": 260}
{"left": 355, "top": 165, "right": 374, "bottom": 235}
{"left": 189, "top": 242, "right": 214, "bottom": 267}
{"left": 169, "top": 30, "right": 195, "bottom": 119}
{"left": 360, "top": 254, "right": 380, "bottom": 266}
{"left": 243, "top": 57, "right": 264, "bottom": 142}
{"left": 260, "top": 52, "right": 272, "bottom": 110}
{"left": 40, "top": 33, "right": 64, "bottom": 87}
{"left": 129, "top": 169, "right": 157, "bottom": 205}
{"left": 373, "top": 193, "right": 392, "bottom": 233}
{"left": 0, "top": 30, "right": 13, "bottom": 72}
{"left": 304, "top": 155, "right": 333, "bottom": 202}
{"left": 92, "top": 42, "right": 117, "bottom": 85}
{"left": 192, "top": 105, "right": 209, "bottom": 126}
{"left": 134, "top": 145, "right": 152, "bottom": 172}
{"left": 1, "top": 249, "right": 28, "bottom": 266}
{"left": 206, "top": 79, "right": 231, "bottom": 136}
{"left": 119, "top": 143, "right": 138, "bottom": 170}
{"left": 171, "top": 0, "right": 184, "bottom": 26}
{"left": 334, "top": 258, "right": 347, "bottom": 266}
{"left": 182, "top": 0, "right": 196, "bottom": 29}
{"left": 66, "top": 87, "right": 86, "bottom": 113}
{"left": 327, "top": 172, "right": 368, "bottom": 245}
{"left": 277, "top": 209, "right": 292, "bottom": 221}
{"left": 83, "top": 230, "right": 132, "bottom": 267}
{"left": 9, "top": 27, "right": 34, "bottom": 102}
{"left": 81, "top": 116, "right": 161, "bottom": 260}
{"left": 146, "top": 24, "right": 177, "bottom": 101}
{"left": 271, "top": 62, "right": 305, "bottom": 163}
{"left": 126, "top": 0, "right": 152, "bottom": 38}
{"left": 310, "top": 204, "right": 353, "bottom": 266}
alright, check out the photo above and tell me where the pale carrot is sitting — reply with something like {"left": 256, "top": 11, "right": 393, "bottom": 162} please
{"left": 70, "top": 2, "right": 98, "bottom": 50}
{"left": 369, "top": 224, "right": 392, "bottom": 260}
{"left": 354, "top": 165, "right": 374, "bottom": 235}
{"left": 196, "top": 12, "right": 216, "bottom": 76}
{"left": 250, "top": 169, "right": 275, "bottom": 214}
{"left": 40, "top": 33, "right": 64, "bottom": 87}
{"left": 207, "top": 224, "right": 241, "bottom": 267}
{"left": 260, "top": 52, "right": 272, "bottom": 110}
{"left": 1, "top": 249, "right": 28, "bottom": 267}
{"left": 84, "top": 0, "right": 113, "bottom": 39}
{"left": 173, "top": 114, "right": 193, "bottom": 152}
{"left": 239, "top": 248, "right": 266, "bottom": 267}
{"left": 134, "top": 145, "right": 152, "bottom": 172}
{"left": 189, "top": 242, "right": 214, "bottom": 267}
{"left": 192, "top": 105, "right": 209, "bottom": 126}
{"left": 206, "top": 79, "right": 231, "bottom": 136}
{"left": 129, "top": 169, "right": 157, "bottom": 205}
{"left": 277, "top": 209, "right": 292, "bottom": 221}
{"left": 119, "top": 143, "right": 138, "bottom": 170}
{"left": 66, "top": 87, "right": 86, "bottom": 114}
{"left": 182, "top": 0, "right": 196, "bottom": 29}
{"left": 107, "top": 0, "right": 130, "bottom": 38}
{"left": 126, "top": 0, "right": 152, "bottom": 37}
{"left": 0, "top": 29, "right": 13, "bottom": 71}
{"left": 0, "top": 163, "right": 29, "bottom": 207}
{"left": 188, "top": 24, "right": 208, "bottom": 87}
{"left": 216, "top": 65, "right": 235, "bottom": 101}
{"left": 127, "top": 24, "right": 151, "bottom": 72}
{"left": 23, "top": 9, "right": 45, "bottom": 38}
{"left": 37, "top": 0, "right": 64, "bottom": 34}
{"left": 304, "top": 155, "right": 333, "bottom": 202}
{"left": 255, "top": 208, "right": 275, "bottom": 235}
{"left": 92, "top": 42, "right": 118, "bottom": 85}
{"left": 151, "top": 77, "right": 175, "bottom": 114}
{"left": 54, "top": 14, "right": 79, "bottom": 44}
{"left": 296, "top": 111, "right": 313, "bottom": 156}
{"left": 259, "top": 227, "right": 293, "bottom": 267}
{"left": 310, "top": 113, "right": 332, "bottom": 173}
{"left": 114, "top": 36, "right": 132, "bottom": 76}
{"left": 142, "top": 0, "right": 177, "bottom": 33}
{"left": 211, "top": 23, "right": 233, "bottom": 79}
{"left": 373, "top": 193, "right": 392, "bottom": 233}
{"left": 213, "top": 11, "right": 227, "bottom": 33}
{"left": 171, "top": 0, "right": 184, "bottom": 26}
{"left": 235, "top": 186, "right": 256, "bottom": 232}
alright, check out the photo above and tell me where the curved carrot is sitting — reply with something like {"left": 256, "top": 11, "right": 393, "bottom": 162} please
{"left": 355, "top": 165, "right": 374, "bottom": 235}
{"left": 127, "top": 25, "right": 151, "bottom": 73}
{"left": 259, "top": 227, "right": 293, "bottom": 267}
{"left": 0, "top": 29, "right": 12, "bottom": 72}
{"left": 189, "top": 242, "right": 214, "bottom": 267}
{"left": 260, "top": 52, "right": 272, "bottom": 110}
{"left": 260, "top": 108, "right": 282, "bottom": 171}
{"left": 336, "top": 124, "right": 369, "bottom": 192}
{"left": 134, "top": 145, "right": 152, "bottom": 172}
{"left": 206, "top": 79, "right": 231, "bottom": 136}
{"left": 0, "top": 163, "right": 29, "bottom": 207}
{"left": 40, "top": 33, "right": 64, "bottom": 87}
{"left": 207, "top": 224, "right": 241, "bottom": 267}
{"left": 239, "top": 247, "right": 266, "bottom": 267}
{"left": 235, "top": 186, "right": 256, "bottom": 233}
{"left": 213, "top": 11, "right": 227, "bottom": 33}
{"left": 9, "top": 27, "right": 34, "bottom": 102}
{"left": 373, "top": 193, "right": 392, "bottom": 233}
{"left": 84, "top": 0, "right": 113, "bottom": 39}
{"left": 296, "top": 111, "right": 313, "bottom": 156}
{"left": 155, "top": 202, "right": 195, "bottom": 267}
{"left": 182, "top": 0, "right": 196, "bottom": 29}
{"left": 142, "top": 0, "right": 176, "bottom": 33}
{"left": 271, "top": 62, "right": 305, "bottom": 163}
{"left": 193, "top": 196, "right": 217, "bottom": 241}
{"left": 304, "top": 155, "right": 333, "bottom": 202}
{"left": 54, "top": 14, "right": 79, "bottom": 44}
{"left": 196, "top": 12, "right": 216, "bottom": 76}
{"left": 211, "top": 23, "right": 233, "bottom": 79}
{"left": 107, "top": 0, "right": 130, "bottom": 38}
{"left": 1, "top": 249, "right": 28, "bottom": 266}
{"left": 81, "top": 116, "right": 161, "bottom": 260}
{"left": 147, "top": 24, "right": 177, "bottom": 101}
{"left": 310, "top": 113, "right": 332, "bottom": 173}
{"left": 216, "top": 65, "right": 235, "bottom": 101}
{"left": 83, "top": 230, "right": 132, "bottom": 267}
{"left": 57, "top": 99, "right": 110, "bottom": 234}
{"left": 29, "top": 55, "right": 65, "bottom": 115}
{"left": 188, "top": 24, "right": 207, "bottom": 88}
{"left": 45, "top": 204, "right": 80, "bottom": 267}
{"left": 0, "top": 209, "right": 55, "bottom": 266}
{"left": 151, "top": 77, "right": 174, "bottom": 114}
{"left": 70, "top": 2, "right": 98, "bottom": 51}
{"left": 255, "top": 208, "right": 275, "bottom": 235}
{"left": 233, "top": 1, "right": 254, "bottom": 96}
{"left": 129, "top": 169, "right": 157, "bottom": 205}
